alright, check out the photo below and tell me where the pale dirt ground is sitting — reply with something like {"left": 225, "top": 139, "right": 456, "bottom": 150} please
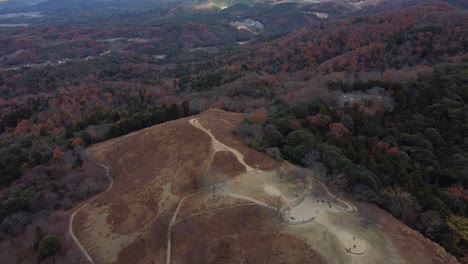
{"left": 190, "top": 115, "right": 429, "bottom": 264}
{"left": 223, "top": 168, "right": 401, "bottom": 264}
{"left": 73, "top": 109, "right": 458, "bottom": 264}
{"left": 177, "top": 192, "right": 240, "bottom": 219}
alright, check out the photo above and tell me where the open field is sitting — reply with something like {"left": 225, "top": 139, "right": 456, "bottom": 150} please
{"left": 71, "top": 109, "right": 458, "bottom": 264}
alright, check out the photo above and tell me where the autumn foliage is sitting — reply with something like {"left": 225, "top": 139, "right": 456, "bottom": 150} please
{"left": 52, "top": 147, "right": 65, "bottom": 161}
{"left": 328, "top": 123, "right": 350, "bottom": 138}
{"left": 371, "top": 141, "right": 399, "bottom": 156}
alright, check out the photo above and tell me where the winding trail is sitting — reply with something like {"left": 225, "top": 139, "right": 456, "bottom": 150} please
{"left": 188, "top": 118, "right": 350, "bottom": 216}
{"left": 151, "top": 117, "right": 363, "bottom": 264}
{"left": 189, "top": 119, "right": 255, "bottom": 172}
{"left": 69, "top": 149, "right": 114, "bottom": 264}
{"left": 166, "top": 119, "right": 259, "bottom": 264}
{"left": 165, "top": 191, "right": 263, "bottom": 264}
{"left": 190, "top": 118, "right": 355, "bottom": 213}
{"left": 166, "top": 190, "right": 203, "bottom": 264}
{"left": 174, "top": 202, "right": 256, "bottom": 225}
{"left": 166, "top": 119, "right": 270, "bottom": 264}
{"left": 76, "top": 117, "right": 361, "bottom": 264}
{"left": 222, "top": 191, "right": 270, "bottom": 208}
{"left": 188, "top": 118, "right": 273, "bottom": 210}
{"left": 187, "top": 118, "right": 310, "bottom": 223}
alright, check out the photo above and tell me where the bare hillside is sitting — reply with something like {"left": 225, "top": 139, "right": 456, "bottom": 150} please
{"left": 71, "top": 109, "right": 458, "bottom": 264}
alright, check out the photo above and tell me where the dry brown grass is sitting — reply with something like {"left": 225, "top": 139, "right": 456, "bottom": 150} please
{"left": 70, "top": 109, "right": 458, "bottom": 264}
{"left": 72, "top": 109, "right": 285, "bottom": 264}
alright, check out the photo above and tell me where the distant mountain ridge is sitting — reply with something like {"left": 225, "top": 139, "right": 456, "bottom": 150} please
{"left": 1, "top": 0, "right": 466, "bottom": 15}
{"left": 0, "top": 0, "right": 47, "bottom": 7}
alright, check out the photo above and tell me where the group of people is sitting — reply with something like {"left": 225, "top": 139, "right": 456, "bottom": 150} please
{"left": 345, "top": 237, "right": 358, "bottom": 253}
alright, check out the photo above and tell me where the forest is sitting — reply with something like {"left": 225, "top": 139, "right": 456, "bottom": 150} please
{"left": 0, "top": 0, "right": 466, "bottom": 261}
{"left": 236, "top": 62, "right": 468, "bottom": 257}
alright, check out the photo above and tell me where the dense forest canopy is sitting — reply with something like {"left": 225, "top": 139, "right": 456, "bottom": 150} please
{"left": 236, "top": 62, "right": 468, "bottom": 257}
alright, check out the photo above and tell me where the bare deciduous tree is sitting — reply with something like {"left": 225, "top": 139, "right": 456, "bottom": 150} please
{"left": 198, "top": 168, "right": 226, "bottom": 197}
{"left": 420, "top": 210, "right": 444, "bottom": 239}
{"left": 0, "top": 212, "right": 32, "bottom": 236}
{"left": 277, "top": 168, "right": 308, "bottom": 186}
{"left": 387, "top": 189, "right": 421, "bottom": 224}
{"left": 310, "top": 183, "right": 326, "bottom": 199}
{"left": 302, "top": 149, "right": 320, "bottom": 168}
{"left": 302, "top": 151, "right": 329, "bottom": 180}
{"left": 265, "top": 147, "right": 282, "bottom": 161}
{"left": 357, "top": 202, "right": 380, "bottom": 227}
{"left": 276, "top": 168, "right": 287, "bottom": 184}
{"left": 265, "top": 195, "right": 289, "bottom": 224}
{"left": 287, "top": 168, "right": 307, "bottom": 186}
{"left": 31, "top": 191, "right": 59, "bottom": 211}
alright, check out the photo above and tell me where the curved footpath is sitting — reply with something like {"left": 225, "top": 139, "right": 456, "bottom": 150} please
{"left": 166, "top": 119, "right": 262, "bottom": 264}
{"left": 69, "top": 149, "right": 114, "bottom": 264}
{"left": 74, "top": 117, "right": 360, "bottom": 264}
{"left": 166, "top": 190, "right": 203, "bottom": 264}
{"left": 189, "top": 119, "right": 255, "bottom": 172}
{"left": 174, "top": 202, "right": 256, "bottom": 225}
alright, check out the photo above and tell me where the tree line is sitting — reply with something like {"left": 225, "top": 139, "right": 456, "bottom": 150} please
{"left": 237, "top": 62, "right": 468, "bottom": 258}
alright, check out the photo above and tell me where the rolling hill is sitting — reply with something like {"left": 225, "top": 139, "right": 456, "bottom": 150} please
{"left": 69, "top": 109, "right": 457, "bottom": 264}
{"left": 0, "top": 1, "right": 466, "bottom": 263}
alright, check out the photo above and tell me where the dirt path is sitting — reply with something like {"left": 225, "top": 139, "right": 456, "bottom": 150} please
{"left": 174, "top": 202, "right": 256, "bottom": 225}
{"left": 68, "top": 111, "right": 447, "bottom": 264}
{"left": 178, "top": 117, "right": 381, "bottom": 264}
{"left": 184, "top": 117, "right": 404, "bottom": 263}
{"left": 166, "top": 119, "right": 259, "bottom": 264}
{"left": 189, "top": 118, "right": 310, "bottom": 220}
{"left": 166, "top": 190, "right": 203, "bottom": 264}
{"left": 222, "top": 190, "right": 270, "bottom": 207}
{"left": 165, "top": 191, "right": 262, "bottom": 264}
{"left": 189, "top": 117, "right": 379, "bottom": 260}
{"left": 189, "top": 118, "right": 255, "bottom": 172}
{"left": 69, "top": 149, "right": 114, "bottom": 264}
{"left": 189, "top": 117, "right": 337, "bottom": 219}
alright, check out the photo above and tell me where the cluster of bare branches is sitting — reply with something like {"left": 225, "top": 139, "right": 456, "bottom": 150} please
{"left": 356, "top": 202, "right": 380, "bottom": 227}
{"left": 197, "top": 168, "right": 227, "bottom": 198}
{"left": 265, "top": 195, "right": 289, "bottom": 224}
{"left": 302, "top": 149, "right": 328, "bottom": 178}
{"left": 386, "top": 189, "right": 421, "bottom": 224}
{"left": 309, "top": 183, "right": 327, "bottom": 200}
{"left": 275, "top": 167, "right": 307, "bottom": 187}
